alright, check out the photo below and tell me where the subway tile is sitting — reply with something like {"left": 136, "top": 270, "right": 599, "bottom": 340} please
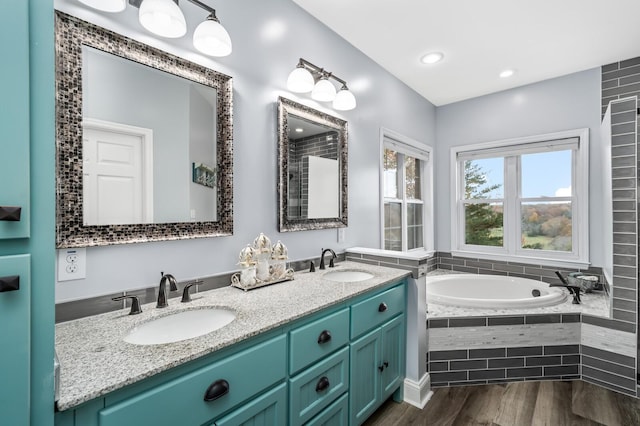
{"left": 582, "top": 355, "right": 635, "bottom": 379}
{"left": 544, "top": 365, "right": 579, "bottom": 376}
{"left": 613, "top": 242, "right": 637, "bottom": 254}
{"left": 620, "top": 57, "right": 640, "bottom": 69}
{"left": 611, "top": 97, "right": 638, "bottom": 113}
{"left": 487, "top": 316, "right": 525, "bottom": 326}
{"left": 465, "top": 260, "right": 494, "bottom": 269}
{"left": 620, "top": 73, "right": 640, "bottom": 86}
{"left": 428, "top": 361, "right": 449, "bottom": 372}
{"left": 525, "top": 314, "right": 561, "bottom": 324}
{"left": 448, "top": 317, "right": 487, "bottom": 328}
{"left": 506, "top": 367, "right": 542, "bottom": 378}
{"left": 544, "top": 345, "right": 579, "bottom": 355}
{"left": 450, "top": 359, "right": 488, "bottom": 371}
{"left": 582, "top": 315, "right": 636, "bottom": 333}
{"left": 349, "top": 258, "right": 379, "bottom": 267}
{"left": 612, "top": 133, "right": 637, "bottom": 146}
{"left": 612, "top": 222, "right": 636, "bottom": 233}
{"left": 612, "top": 254, "right": 636, "bottom": 267}
{"left": 609, "top": 276, "right": 636, "bottom": 290}
{"left": 437, "top": 251, "right": 452, "bottom": 258}
{"left": 526, "top": 356, "right": 562, "bottom": 367}
{"left": 430, "top": 371, "right": 467, "bottom": 383}
{"left": 611, "top": 144, "right": 636, "bottom": 156}
{"left": 438, "top": 264, "right": 452, "bottom": 271}
{"left": 611, "top": 109, "right": 639, "bottom": 124}
{"left": 612, "top": 298, "right": 636, "bottom": 312}
{"left": 602, "top": 62, "right": 619, "bottom": 73}
{"left": 611, "top": 122, "right": 637, "bottom": 135}
{"left": 507, "top": 346, "right": 543, "bottom": 357}
{"left": 602, "top": 78, "right": 619, "bottom": 89}
{"left": 451, "top": 265, "right": 479, "bottom": 274}
{"left": 562, "top": 355, "right": 580, "bottom": 365}
{"left": 612, "top": 309, "right": 636, "bottom": 323}
{"left": 427, "top": 319, "right": 449, "bottom": 329}
{"left": 611, "top": 287, "right": 636, "bottom": 301}
{"left": 439, "top": 257, "right": 465, "bottom": 266}
{"left": 603, "top": 82, "right": 640, "bottom": 99}
{"left": 398, "top": 258, "right": 419, "bottom": 267}
{"left": 430, "top": 350, "right": 468, "bottom": 361}
{"left": 488, "top": 357, "right": 524, "bottom": 368}
{"left": 478, "top": 268, "right": 508, "bottom": 276}
{"left": 469, "top": 348, "right": 506, "bottom": 359}
{"left": 448, "top": 380, "right": 488, "bottom": 387}
{"left": 611, "top": 167, "right": 636, "bottom": 178}
{"left": 492, "top": 263, "right": 524, "bottom": 273}
{"left": 362, "top": 254, "right": 398, "bottom": 263}
{"left": 581, "top": 345, "right": 635, "bottom": 368}
{"left": 469, "top": 369, "right": 506, "bottom": 380}
{"left": 582, "top": 376, "right": 638, "bottom": 398}
{"left": 561, "top": 314, "right": 581, "bottom": 323}
{"left": 582, "top": 366, "right": 636, "bottom": 391}
{"left": 612, "top": 265, "right": 637, "bottom": 278}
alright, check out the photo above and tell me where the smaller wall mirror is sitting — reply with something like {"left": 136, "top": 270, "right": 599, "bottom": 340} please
{"left": 277, "top": 97, "right": 348, "bottom": 232}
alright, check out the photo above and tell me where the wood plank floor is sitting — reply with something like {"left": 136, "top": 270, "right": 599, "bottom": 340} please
{"left": 364, "top": 381, "right": 640, "bottom": 426}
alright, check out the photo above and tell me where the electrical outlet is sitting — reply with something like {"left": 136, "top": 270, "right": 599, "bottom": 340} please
{"left": 57, "top": 248, "right": 86, "bottom": 282}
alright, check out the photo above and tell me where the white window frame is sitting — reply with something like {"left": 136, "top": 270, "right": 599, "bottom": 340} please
{"left": 379, "top": 128, "right": 434, "bottom": 254}
{"left": 450, "top": 128, "right": 589, "bottom": 268}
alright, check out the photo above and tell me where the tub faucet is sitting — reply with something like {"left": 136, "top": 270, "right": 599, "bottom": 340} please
{"left": 319, "top": 248, "right": 337, "bottom": 270}
{"left": 157, "top": 272, "right": 178, "bottom": 308}
{"left": 550, "top": 271, "right": 581, "bottom": 304}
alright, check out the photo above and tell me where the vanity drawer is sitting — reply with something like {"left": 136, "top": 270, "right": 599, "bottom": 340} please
{"left": 289, "top": 346, "right": 349, "bottom": 426}
{"left": 98, "top": 335, "right": 286, "bottom": 426}
{"left": 306, "top": 392, "right": 348, "bottom": 426}
{"left": 289, "top": 308, "right": 349, "bottom": 374}
{"left": 350, "top": 285, "right": 404, "bottom": 339}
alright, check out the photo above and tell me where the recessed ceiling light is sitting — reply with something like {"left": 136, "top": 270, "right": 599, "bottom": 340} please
{"left": 420, "top": 52, "right": 444, "bottom": 64}
{"left": 295, "top": 128, "right": 304, "bottom": 133}
{"left": 499, "top": 69, "right": 515, "bottom": 78}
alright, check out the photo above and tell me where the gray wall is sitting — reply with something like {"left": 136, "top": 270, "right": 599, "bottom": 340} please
{"left": 55, "top": 0, "right": 437, "bottom": 301}
{"left": 434, "top": 69, "right": 604, "bottom": 267}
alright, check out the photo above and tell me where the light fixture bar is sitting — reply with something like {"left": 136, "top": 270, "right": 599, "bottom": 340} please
{"left": 297, "top": 58, "right": 348, "bottom": 87}
{"left": 130, "top": 0, "right": 217, "bottom": 15}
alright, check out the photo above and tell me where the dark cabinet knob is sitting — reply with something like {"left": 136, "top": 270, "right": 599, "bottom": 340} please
{"left": 317, "top": 330, "right": 332, "bottom": 344}
{"left": 0, "top": 275, "right": 19, "bottom": 292}
{"left": 0, "top": 206, "right": 21, "bottom": 222}
{"left": 204, "top": 379, "right": 229, "bottom": 402}
{"left": 384, "top": 361, "right": 389, "bottom": 368}
{"left": 378, "top": 364, "right": 385, "bottom": 372}
{"left": 378, "top": 302, "right": 388, "bottom": 312}
{"left": 315, "top": 376, "right": 330, "bottom": 393}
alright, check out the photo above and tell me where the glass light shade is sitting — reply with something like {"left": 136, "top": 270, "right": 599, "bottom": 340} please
{"left": 311, "top": 78, "right": 336, "bottom": 102}
{"left": 333, "top": 87, "right": 356, "bottom": 110}
{"left": 287, "top": 67, "right": 314, "bottom": 93}
{"left": 139, "top": 0, "right": 187, "bottom": 39}
{"left": 193, "top": 18, "right": 232, "bottom": 57}
{"left": 79, "top": 0, "right": 127, "bottom": 12}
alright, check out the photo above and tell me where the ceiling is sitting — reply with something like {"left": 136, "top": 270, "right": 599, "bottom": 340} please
{"left": 292, "top": 0, "right": 640, "bottom": 106}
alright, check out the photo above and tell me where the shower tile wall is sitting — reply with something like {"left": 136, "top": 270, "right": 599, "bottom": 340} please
{"left": 288, "top": 131, "right": 339, "bottom": 218}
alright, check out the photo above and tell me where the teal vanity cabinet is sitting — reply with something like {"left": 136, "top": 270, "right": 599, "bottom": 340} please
{"left": 56, "top": 279, "right": 407, "bottom": 426}
{"left": 349, "top": 285, "right": 406, "bottom": 425}
{"left": 1, "top": 1, "right": 56, "bottom": 425}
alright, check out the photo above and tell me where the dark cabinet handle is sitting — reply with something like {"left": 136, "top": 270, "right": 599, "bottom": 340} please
{"left": 378, "top": 302, "right": 388, "bottom": 312}
{"left": 204, "top": 379, "right": 229, "bottom": 402}
{"left": 0, "top": 206, "right": 21, "bottom": 222}
{"left": 384, "top": 361, "right": 389, "bottom": 368}
{"left": 315, "top": 376, "right": 330, "bottom": 393}
{"left": 378, "top": 365, "right": 385, "bottom": 372}
{"left": 317, "top": 330, "right": 332, "bottom": 344}
{"left": 0, "top": 275, "right": 19, "bottom": 292}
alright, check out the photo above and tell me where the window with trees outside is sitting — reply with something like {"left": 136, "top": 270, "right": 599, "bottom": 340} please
{"left": 382, "top": 132, "right": 432, "bottom": 252}
{"left": 452, "top": 129, "right": 589, "bottom": 265}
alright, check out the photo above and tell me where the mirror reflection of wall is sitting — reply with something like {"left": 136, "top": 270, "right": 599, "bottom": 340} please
{"left": 287, "top": 114, "right": 340, "bottom": 219}
{"left": 81, "top": 46, "right": 217, "bottom": 225}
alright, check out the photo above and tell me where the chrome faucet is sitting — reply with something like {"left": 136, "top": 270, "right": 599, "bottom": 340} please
{"left": 319, "top": 248, "right": 337, "bottom": 270}
{"left": 157, "top": 272, "right": 178, "bottom": 308}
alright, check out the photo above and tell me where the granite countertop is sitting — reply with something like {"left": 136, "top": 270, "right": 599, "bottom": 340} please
{"left": 426, "top": 269, "right": 610, "bottom": 318}
{"left": 55, "top": 261, "right": 409, "bottom": 411}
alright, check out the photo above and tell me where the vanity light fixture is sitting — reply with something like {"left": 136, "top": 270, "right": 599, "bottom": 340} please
{"left": 286, "top": 58, "right": 357, "bottom": 111}
{"left": 80, "top": 0, "right": 232, "bottom": 56}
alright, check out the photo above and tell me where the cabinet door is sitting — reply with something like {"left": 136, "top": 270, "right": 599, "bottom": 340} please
{"left": 214, "top": 383, "right": 287, "bottom": 426}
{"left": 349, "top": 328, "right": 380, "bottom": 425}
{"left": 0, "top": 0, "right": 30, "bottom": 240}
{"left": 0, "top": 255, "right": 31, "bottom": 422}
{"left": 380, "top": 314, "right": 404, "bottom": 400}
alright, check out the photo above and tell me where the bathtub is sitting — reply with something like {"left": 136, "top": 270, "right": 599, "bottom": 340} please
{"left": 426, "top": 274, "right": 567, "bottom": 309}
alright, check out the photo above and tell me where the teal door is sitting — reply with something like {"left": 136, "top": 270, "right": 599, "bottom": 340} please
{"left": 380, "top": 314, "right": 404, "bottom": 400}
{"left": 349, "top": 329, "right": 381, "bottom": 425}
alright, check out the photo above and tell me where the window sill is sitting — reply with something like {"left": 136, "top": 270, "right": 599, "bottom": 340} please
{"left": 450, "top": 250, "right": 590, "bottom": 270}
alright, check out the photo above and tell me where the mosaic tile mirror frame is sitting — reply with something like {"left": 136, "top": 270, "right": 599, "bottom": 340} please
{"left": 54, "top": 12, "right": 233, "bottom": 247}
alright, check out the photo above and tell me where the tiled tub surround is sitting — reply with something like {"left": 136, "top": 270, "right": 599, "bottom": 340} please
{"left": 55, "top": 261, "right": 409, "bottom": 410}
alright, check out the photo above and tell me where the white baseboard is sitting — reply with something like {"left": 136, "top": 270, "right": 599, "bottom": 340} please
{"left": 403, "top": 373, "right": 433, "bottom": 409}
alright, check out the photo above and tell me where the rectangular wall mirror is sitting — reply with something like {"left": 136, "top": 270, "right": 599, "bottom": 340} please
{"left": 277, "top": 97, "right": 348, "bottom": 232}
{"left": 55, "top": 12, "right": 233, "bottom": 247}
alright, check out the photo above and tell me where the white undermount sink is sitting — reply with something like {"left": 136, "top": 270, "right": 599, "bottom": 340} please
{"left": 123, "top": 308, "right": 236, "bottom": 345}
{"left": 322, "top": 270, "right": 374, "bottom": 282}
